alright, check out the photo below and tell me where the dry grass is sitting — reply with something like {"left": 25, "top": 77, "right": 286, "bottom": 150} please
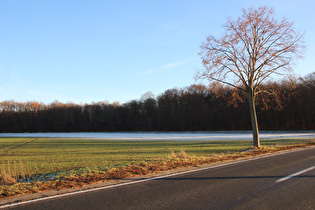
{"left": 0, "top": 160, "right": 32, "bottom": 185}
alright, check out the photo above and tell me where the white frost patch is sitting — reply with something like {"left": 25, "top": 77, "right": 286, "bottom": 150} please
{"left": 0, "top": 131, "right": 314, "bottom": 141}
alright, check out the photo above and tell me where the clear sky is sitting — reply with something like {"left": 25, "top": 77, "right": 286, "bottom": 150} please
{"left": 1, "top": 0, "right": 314, "bottom": 104}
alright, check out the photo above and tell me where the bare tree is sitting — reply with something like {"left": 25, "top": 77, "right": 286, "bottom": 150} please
{"left": 198, "top": 6, "right": 305, "bottom": 148}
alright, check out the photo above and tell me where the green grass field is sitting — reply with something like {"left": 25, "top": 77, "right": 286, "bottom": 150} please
{"left": 0, "top": 137, "right": 313, "bottom": 180}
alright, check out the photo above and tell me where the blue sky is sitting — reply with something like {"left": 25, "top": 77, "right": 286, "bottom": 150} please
{"left": 1, "top": 0, "right": 314, "bottom": 104}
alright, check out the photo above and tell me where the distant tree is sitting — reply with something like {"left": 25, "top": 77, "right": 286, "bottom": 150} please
{"left": 198, "top": 6, "right": 305, "bottom": 147}
{"left": 294, "top": 72, "right": 315, "bottom": 129}
{"left": 141, "top": 92, "right": 157, "bottom": 130}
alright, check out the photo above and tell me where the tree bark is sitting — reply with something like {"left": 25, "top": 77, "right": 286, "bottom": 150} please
{"left": 247, "top": 87, "right": 261, "bottom": 148}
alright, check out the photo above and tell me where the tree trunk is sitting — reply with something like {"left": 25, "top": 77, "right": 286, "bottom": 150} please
{"left": 247, "top": 87, "right": 260, "bottom": 148}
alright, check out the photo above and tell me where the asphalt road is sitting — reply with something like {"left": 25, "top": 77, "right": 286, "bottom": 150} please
{"left": 3, "top": 147, "right": 315, "bottom": 210}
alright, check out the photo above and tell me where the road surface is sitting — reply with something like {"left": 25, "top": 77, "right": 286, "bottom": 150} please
{"left": 2, "top": 147, "right": 315, "bottom": 209}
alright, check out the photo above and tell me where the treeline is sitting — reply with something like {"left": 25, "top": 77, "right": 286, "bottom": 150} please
{"left": 0, "top": 73, "right": 314, "bottom": 132}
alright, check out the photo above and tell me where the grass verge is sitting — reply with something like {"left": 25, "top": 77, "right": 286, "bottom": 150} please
{"left": 0, "top": 137, "right": 314, "bottom": 199}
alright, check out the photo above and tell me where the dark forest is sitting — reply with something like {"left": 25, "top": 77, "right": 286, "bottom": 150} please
{"left": 0, "top": 73, "right": 314, "bottom": 133}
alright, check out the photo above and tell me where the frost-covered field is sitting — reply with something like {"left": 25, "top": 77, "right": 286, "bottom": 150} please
{"left": 0, "top": 131, "right": 314, "bottom": 141}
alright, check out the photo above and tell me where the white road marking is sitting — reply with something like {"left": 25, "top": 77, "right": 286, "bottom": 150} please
{"left": 275, "top": 166, "right": 315, "bottom": 183}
